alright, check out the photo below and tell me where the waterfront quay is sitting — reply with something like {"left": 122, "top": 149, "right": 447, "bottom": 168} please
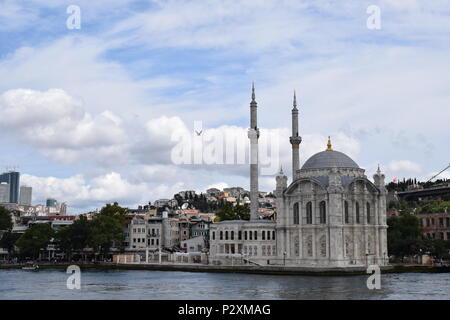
{"left": 6, "top": 260, "right": 450, "bottom": 276}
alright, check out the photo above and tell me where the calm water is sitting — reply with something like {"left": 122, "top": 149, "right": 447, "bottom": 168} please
{"left": 1, "top": 268, "right": 450, "bottom": 300}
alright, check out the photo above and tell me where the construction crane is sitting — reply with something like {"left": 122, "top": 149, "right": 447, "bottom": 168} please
{"left": 426, "top": 163, "right": 450, "bottom": 183}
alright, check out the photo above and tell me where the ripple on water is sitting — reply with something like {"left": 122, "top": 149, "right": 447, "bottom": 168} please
{"left": 2, "top": 269, "right": 450, "bottom": 299}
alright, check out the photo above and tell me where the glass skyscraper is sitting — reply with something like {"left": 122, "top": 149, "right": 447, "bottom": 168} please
{"left": 0, "top": 171, "right": 20, "bottom": 203}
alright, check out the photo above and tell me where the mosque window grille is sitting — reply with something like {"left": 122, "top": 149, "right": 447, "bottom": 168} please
{"left": 306, "top": 201, "right": 313, "bottom": 224}
{"left": 293, "top": 202, "right": 300, "bottom": 225}
{"left": 319, "top": 201, "right": 326, "bottom": 224}
{"left": 355, "top": 202, "right": 360, "bottom": 224}
{"left": 344, "top": 201, "right": 349, "bottom": 224}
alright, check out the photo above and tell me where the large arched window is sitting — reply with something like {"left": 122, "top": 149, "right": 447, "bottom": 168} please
{"left": 293, "top": 202, "right": 300, "bottom": 225}
{"left": 344, "top": 201, "right": 349, "bottom": 224}
{"left": 355, "top": 202, "right": 360, "bottom": 224}
{"left": 319, "top": 201, "right": 326, "bottom": 224}
{"left": 306, "top": 202, "right": 312, "bottom": 224}
{"left": 366, "top": 202, "right": 371, "bottom": 224}
{"left": 225, "top": 231, "right": 229, "bottom": 240}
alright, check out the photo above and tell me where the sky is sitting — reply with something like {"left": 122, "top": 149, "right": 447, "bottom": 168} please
{"left": 0, "top": 0, "right": 449, "bottom": 213}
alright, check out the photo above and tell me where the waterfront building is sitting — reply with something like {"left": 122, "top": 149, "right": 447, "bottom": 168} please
{"left": 417, "top": 211, "right": 450, "bottom": 240}
{"left": 19, "top": 186, "right": 32, "bottom": 206}
{"left": 147, "top": 217, "right": 162, "bottom": 249}
{"left": 181, "top": 236, "right": 206, "bottom": 253}
{"left": 0, "top": 171, "right": 20, "bottom": 203}
{"left": 163, "top": 218, "right": 181, "bottom": 248}
{"left": 210, "top": 87, "right": 389, "bottom": 268}
{"left": 191, "top": 219, "right": 211, "bottom": 249}
{"left": 129, "top": 215, "right": 148, "bottom": 250}
{"left": 123, "top": 215, "right": 163, "bottom": 251}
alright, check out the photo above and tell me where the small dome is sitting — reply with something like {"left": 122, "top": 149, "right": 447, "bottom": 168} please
{"left": 302, "top": 150, "right": 359, "bottom": 170}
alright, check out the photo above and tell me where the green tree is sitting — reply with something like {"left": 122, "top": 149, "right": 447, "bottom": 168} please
{"left": 387, "top": 214, "right": 422, "bottom": 260}
{"left": 55, "top": 226, "right": 73, "bottom": 259}
{"left": 16, "top": 224, "right": 54, "bottom": 260}
{"left": 88, "top": 215, "right": 124, "bottom": 259}
{"left": 70, "top": 216, "right": 90, "bottom": 251}
{"left": 54, "top": 216, "right": 92, "bottom": 261}
{"left": 0, "top": 206, "right": 12, "bottom": 231}
{"left": 215, "top": 203, "right": 250, "bottom": 221}
{"left": 0, "top": 232, "right": 21, "bottom": 256}
{"left": 100, "top": 202, "right": 127, "bottom": 218}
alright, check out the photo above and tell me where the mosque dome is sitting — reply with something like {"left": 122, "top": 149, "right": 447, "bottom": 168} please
{"left": 301, "top": 137, "right": 359, "bottom": 170}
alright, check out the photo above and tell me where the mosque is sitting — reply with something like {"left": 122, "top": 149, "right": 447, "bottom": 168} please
{"left": 209, "top": 86, "right": 389, "bottom": 268}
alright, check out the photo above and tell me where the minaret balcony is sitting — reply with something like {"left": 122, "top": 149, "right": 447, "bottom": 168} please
{"left": 290, "top": 136, "right": 302, "bottom": 145}
{"left": 248, "top": 128, "right": 260, "bottom": 140}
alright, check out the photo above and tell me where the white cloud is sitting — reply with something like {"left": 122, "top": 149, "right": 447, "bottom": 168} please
{"left": 1, "top": 1, "right": 449, "bottom": 211}
{"left": 388, "top": 160, "right": 423, "bottom": 174}
{"left": 0, "top": 0, "right": 39, "bottom": 31}
{"left": 0, "top": 88, "right": 127, "bottom": 165}
{"left": 206, "top": 182, "right": 229, "bottom": 191}
{"left": 21, "top": 172, "right": 185, "bottom": 212}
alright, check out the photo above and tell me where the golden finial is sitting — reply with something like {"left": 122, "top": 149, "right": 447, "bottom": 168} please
{"left": 326, "top": 136, "right": 333, "bottom": 151}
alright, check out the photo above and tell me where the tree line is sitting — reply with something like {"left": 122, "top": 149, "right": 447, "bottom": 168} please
{"left": 0, "top": 203, "right": 126, "bottom": 261}
{"left": 388, "top": 214, "right": 450, "bottom": 261}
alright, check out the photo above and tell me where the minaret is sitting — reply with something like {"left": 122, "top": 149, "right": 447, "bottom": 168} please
{"left": 373, "top": 164, "right": 386, "bottom": 188}
{"left": 289, "top": 91, "right": 302, "bottom": 181}
{"left": 248, "top": 83, "right": 260, "bottom": 220}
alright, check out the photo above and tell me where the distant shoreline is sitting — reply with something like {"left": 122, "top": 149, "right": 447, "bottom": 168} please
{"left": 1, "top": 262, "right": 449, "bottom": 276}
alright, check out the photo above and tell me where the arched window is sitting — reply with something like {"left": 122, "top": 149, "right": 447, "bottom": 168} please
{"left": 244, "top": 231, "right": 247, "bottom": 240}
{"left": 356, "top": 202, "right": 360, "bottom": 224}
{"left": 254, "top": 230, "right": 258, "bottom": 240}
{"left": 306, "top": 202, "right": 312, "bottom": 224}
{"left": 220, "top": 231, "right": 223, "bottom": 240}
{"left": 319, "top": 201, "right": 326, "bottom": 224}
{"left": 293, "top": 202, "right": 300, "bottom": 225}
{"left": 344, "top": 201, "right": 349, "bottom": 224}
{"left": 225, "top": 231, "right": 228, "bottom": 240}
{"left": 366, "top": 203, "right": 371, "bottom": 224}
{"left": 231, "top": 231, "right": 234, "bottom": 240}
{"left": 262, "top": 231, "right": 266, "bottom": 240}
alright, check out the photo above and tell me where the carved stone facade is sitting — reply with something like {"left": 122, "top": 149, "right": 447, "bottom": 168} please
{"left": 275, "top": 154, "right": 389, "bottom": 267}
{"left": 209, "top": 89, "right": 389, "bottom": 268}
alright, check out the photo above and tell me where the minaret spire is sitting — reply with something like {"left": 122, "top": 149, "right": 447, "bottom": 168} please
{"left": 248, "top": 83, "right": 260, "bottom": 220}
{"left": 293, "top": 90, "right": 298, "bottom": 110}
{"left": 290, "top": 90, "right": 302, "bottom": 181}
{"left": 326, "top": 136, "right": 333, "bottom": 151}
{"left": 252, "top": 82, "right": 256, "bottom": 101}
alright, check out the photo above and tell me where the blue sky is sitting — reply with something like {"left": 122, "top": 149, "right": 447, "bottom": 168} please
{"left": 0, "top": 0, "right": 449, "bottom": 212}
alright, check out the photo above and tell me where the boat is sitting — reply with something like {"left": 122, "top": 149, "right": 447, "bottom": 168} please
{"left": 22, "top": 262, "right": 39, "bottom": 270}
